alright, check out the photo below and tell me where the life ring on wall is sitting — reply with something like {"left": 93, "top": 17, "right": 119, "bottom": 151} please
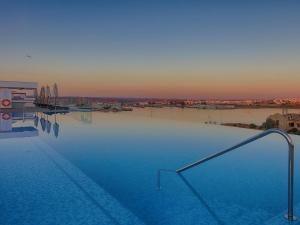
{"left": 1, "top": 99, "right": 11, "bottom": 107}
{"left": 2, "top": 113, "right": 11, "bottom": 120}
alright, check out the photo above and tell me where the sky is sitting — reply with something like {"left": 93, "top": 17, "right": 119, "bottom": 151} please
{"left": 0, "top": 0, "right": 300, "bottom": 99}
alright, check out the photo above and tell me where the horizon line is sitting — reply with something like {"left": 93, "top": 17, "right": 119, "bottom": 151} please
{"left": 56, "top": 96, "right": 300, "bottom": 101}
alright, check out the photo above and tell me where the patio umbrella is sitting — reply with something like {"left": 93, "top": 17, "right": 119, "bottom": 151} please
{"left": 40, "top": 86, "right": 45, "bottom": 105}
{"left": 33, "top": 89, "right": 38, "bottom": 104}
{"left": 53, "top": 83, "right": 58, "bottom": 110}
{"left": 46, "top": 85, "right": 51, "bottom": 106}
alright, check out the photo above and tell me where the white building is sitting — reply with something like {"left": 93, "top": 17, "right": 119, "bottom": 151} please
{"left": 267, "top": 113, "right": 300, "bottom": 131}
{"left": 0, "top": 81, "right": 38, "bottom": 109}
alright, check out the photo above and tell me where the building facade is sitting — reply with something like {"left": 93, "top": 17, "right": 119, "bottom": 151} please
{"left": 267, "top": 113, "right": 300, "bottom": 131}
{"left": 0, "top": 81, "right": 38, "bottom": 109}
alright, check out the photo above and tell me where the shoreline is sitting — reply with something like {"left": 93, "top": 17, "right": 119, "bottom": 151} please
{"left": 2, "top": 105, "right": 300, "bottom": 113}
{"left": 221, "top": 123, "right": 263, "bottom": 130}
{"left": 221, "top": 122, "right": 300, "bottom": 135}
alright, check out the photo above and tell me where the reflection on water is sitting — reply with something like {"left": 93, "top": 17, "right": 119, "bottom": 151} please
{"left": 2, "top": 108, "right": 299, "bottom": 140}
{"left": 47, "top": 120, "right": 51, "bottom": 134}
{"left": 36, "top": 112, "right": 61, "bottom": 138}
{"left": 70, "top": 111, "right": 92, "bottom": 124}
{"left": 130, "top": 107, "right": 300, "bottom": 125}
{"left": 0, "top": 112, "right": 12, "bottom": 132}
{"left": 0, "top": 112, "right": 62, "bottom": 139}
{"left": 40, "top": 116, "right": 46, "bottom": 131}
{"left": 0, "top": 112, "right": 38, "bottom": 139}
{"left": 178, "top": 174, "right": 226, "bottom": 225}
{"left": 34, "top": 115, "right": 39, "bottom": 127}
{"left": 157, "top": 169, "right": 225, "bottom": 225}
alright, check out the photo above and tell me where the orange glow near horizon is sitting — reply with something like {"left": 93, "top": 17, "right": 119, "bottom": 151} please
{"left": 1, "top": 37, "right": 300, "bottom": 99}
{"left": 1, "top": 67, "right": 300, "bottom": 98}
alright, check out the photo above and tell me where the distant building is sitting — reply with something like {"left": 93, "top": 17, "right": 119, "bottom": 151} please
{"left": 267, "top": 113, "right": 300, "bottom": 131}
{"left": 0, "top": 81, "right": 38, "bottom": 109}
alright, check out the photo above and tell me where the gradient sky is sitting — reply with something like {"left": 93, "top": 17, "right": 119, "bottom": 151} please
{"left": 0, "top": 0, "right": 300, "bottom": 99}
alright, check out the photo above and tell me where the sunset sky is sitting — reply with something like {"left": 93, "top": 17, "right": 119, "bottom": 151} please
{"left": 0, "top": 0, "right": 300, "bottom": 99}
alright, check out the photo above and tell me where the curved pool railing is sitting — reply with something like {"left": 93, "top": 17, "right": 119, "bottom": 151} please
{"left": 176, "top": 128, "right": 296, "bottom": 221}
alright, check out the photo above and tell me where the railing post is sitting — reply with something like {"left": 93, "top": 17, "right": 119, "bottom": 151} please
{"left": 286, "top": 143, "right": 296, "bottom": 221}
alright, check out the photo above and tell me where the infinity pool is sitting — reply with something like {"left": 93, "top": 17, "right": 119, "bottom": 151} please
{"left": 1, "top": 109, "right": 300, "bottom": 225}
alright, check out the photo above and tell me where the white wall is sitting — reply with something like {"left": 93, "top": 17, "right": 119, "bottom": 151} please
{"left": 0, "top": 88, "right": 12, "bottom": 109}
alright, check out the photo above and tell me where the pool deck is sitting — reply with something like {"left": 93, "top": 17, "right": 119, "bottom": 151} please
{"left": 0, "top": 137, "right": 145, "bottom": 225}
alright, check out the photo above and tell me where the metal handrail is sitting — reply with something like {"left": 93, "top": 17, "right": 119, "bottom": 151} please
{"left": 176, "top": 128, "right": 296, "bottom": 221}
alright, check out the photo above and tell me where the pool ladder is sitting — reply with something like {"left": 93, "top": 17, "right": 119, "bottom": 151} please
{"left": 176, "top": 128, "right": 296, "bottom": 221}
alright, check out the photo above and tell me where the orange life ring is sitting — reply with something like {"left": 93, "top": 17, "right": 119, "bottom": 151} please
{"left": 1, "top": 99, "right": 11, "bottom": 107}
{"left": 2, "top": 113, "right": 11, "bottom": 120}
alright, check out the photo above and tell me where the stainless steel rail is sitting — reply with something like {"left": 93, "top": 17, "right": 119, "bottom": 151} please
{"left": 176, "top": 128, "right": 296, "bottom": 221}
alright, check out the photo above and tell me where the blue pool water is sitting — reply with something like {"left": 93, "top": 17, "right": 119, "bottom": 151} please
{"left": 1, "top": 109, "right": 300, "bottom": 225}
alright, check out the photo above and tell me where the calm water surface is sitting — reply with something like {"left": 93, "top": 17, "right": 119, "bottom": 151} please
{"left": 10, "top": 108, "right": 300, "bottom": 225}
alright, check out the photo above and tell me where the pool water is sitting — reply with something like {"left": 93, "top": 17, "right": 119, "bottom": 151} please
{"left": 1, "top": 109, "right": 300, "bottom": 225}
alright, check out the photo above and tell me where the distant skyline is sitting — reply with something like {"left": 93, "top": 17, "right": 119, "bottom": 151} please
{"left": 1, "top": 0, "right": 300, "bottom": 98}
